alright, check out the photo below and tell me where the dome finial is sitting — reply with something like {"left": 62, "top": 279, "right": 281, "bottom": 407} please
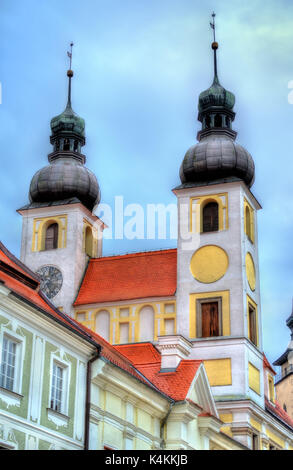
{"left": 210, "top": 12, "right": 219, "bottom": 83}
{"left": 66, "top": 42, "right": 74, "bottom": 108}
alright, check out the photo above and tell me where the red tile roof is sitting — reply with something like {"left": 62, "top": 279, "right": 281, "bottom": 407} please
{"left": 74, "top": 249, "right": 177, "bottom": 305}
{"left": 0, "top": 243, "right": 96, "bottom": 344}
{"left": 0, "top": 243, "right": 204, "bottom": 405}
{"left": 265, "top": 398, "right": 293, "bottom": 430}
{"left": 115, "top": 343, "right": 202, "bottom": 401}
{"left": 263, "top": 353, "right": 276, "bottom": 376}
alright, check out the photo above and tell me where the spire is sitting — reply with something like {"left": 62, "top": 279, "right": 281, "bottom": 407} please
{"left": 49, "top": 43, "right": 86, "bottom": 164}
{"left": 197, "top": 13, "right": 236, "bottom": 141}
{"left": 210, "top": 12, "right": 219, "bottom": 85}
{"left": 66, "top": 42, "right": 74, "bottom": 110}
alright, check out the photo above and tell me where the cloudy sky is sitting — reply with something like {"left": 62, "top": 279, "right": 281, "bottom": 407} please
{"left": 1, "top": 0, "right": 293, "bottom": 364}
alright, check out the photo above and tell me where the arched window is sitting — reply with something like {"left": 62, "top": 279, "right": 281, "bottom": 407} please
{"left": 225, "top": 116, "right": 230, "bottom": 128}
{"left": 215, "top": 114, "right": 222, "bottom": 128}
{"left": 85, "top": 226, "right": 93, "bottom": 257}
{"left": 245, "top": 206, "right": 252, "bottom": 240}
{"left": 45, "top": 223, "right": 58, "bottom": 250}
{"left": 205, "top": 115, "right": 211, "bottom": 129}
{"left": 74, "top": 140, "right": 78, "bottom": 152}
{"left": 95, "top": 310, "right": 110, "bottom": 342}
{"left": 139, "top": 306, "right": 155, "bottom": 342}
{"left": 63, "top": 139, "right": 70, "bottom": 151}
{"left": 202, "top": 202, "right": 219, "bottom": 232}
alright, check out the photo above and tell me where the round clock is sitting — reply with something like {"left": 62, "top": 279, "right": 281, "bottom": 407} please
{"left": 37, "top": 266, "right": 63, "bottom": 300}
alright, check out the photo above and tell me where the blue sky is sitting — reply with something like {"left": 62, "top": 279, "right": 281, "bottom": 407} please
{"left": 1, "top": 0, "right": 293, "bottom": 364}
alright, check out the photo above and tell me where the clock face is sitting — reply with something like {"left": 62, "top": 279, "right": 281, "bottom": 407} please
{"left": 37, "top": 266, "right": 63, "bottom": 300}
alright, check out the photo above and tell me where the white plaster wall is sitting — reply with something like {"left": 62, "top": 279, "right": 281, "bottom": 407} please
{"left": 175, "top": 181, "right": 264, "bottom": 403}
{"left": 19, "top": 204, "right": 103, "bottom": 316}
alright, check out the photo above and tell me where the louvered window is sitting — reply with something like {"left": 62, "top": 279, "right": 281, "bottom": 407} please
{"left": 202, "top": 202, "right": 219, "bottom": 232}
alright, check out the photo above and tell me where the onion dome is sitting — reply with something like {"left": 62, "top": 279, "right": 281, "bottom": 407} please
{"left": 29, "top": 161, "right": 101, "bottom": 211}
{"left": 198, "top": 74, "right": 235, "bottom": 115}
{"left": 179, "top": 21, "right": 255, "bottom": 189}
{"left": 29, "top": 65, "right": 100, "bottom": 212}
{"left": 180, "top": 135, "right": 255, "bottom": 187}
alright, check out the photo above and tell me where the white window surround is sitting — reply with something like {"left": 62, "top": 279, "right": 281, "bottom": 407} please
{"left": 48, "top": 354, "right": 71, "bottom": 418}
{"left": 0, "top": 326, "right": 25, "bottom": 397}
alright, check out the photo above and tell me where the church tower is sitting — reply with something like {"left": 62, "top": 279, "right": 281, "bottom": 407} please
{"left": 173, "top": 18, "right": 266, "bottom": 446}
{"left": 18, "top": 53, "right": 104, "bottom": 316}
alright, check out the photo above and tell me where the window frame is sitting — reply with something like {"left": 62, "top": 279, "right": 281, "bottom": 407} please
{"left": 49, "top": 356, "right": 70, "bottom": 417}
{"left": 0, "top": 329, "right": 24, "bottom": 395}
{"left": 45, "top": 222, "right": 59, "bottom": 251}
{"left": 196, "top": 297, "right": 223, "bottom": 338}
{"left": 202, "top": 201, "right": 219, "bottom": 233}
{"left": 247, "top": 296, "right": 258, "bottom": 347}
{"left": 244, "top": 198, "right": 255, "bottom": 244}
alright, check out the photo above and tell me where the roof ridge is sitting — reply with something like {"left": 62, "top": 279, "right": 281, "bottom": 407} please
{"left": 0, "top": 241, "right": 40, "bottom": 282}
{"left": 90, "top": 248, "right": 177, "bottom": 262}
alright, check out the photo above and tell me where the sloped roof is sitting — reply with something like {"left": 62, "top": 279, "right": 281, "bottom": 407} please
{"left": 263, "top": 353, "right": 276, "bottom": 376}
{"left": 265, "top": 398, "right": 293, "bottom": 431}
{"left": 74, "top": 249, "right": 177, "bottom": 306}
{"left": 115, "top": 343, "right": 202, "bottom": 401}
{"left": 0, "top": 242, "right": 96, "bottom": 345}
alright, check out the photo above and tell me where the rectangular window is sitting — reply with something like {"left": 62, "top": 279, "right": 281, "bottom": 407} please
{"left": 0, "top": 337, "right": 17, "bottom": 391}
{"left": 248, "top": 304, "right": 257, "bottom": 346}
{"left": 50, "top": 363, "right": 64, "bottom": 413}
{"left": 197, "top": 298, "right": 222, "bottom": 338}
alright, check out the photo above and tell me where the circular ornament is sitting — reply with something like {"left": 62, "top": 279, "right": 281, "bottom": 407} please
{"left": 190, "top": 245, "right": 229, "bottom": 283}
{"left": 37, "top": 265, "right": 63, "bottom": 299}
{"left": 245, "top": 253, "right": 256, "bottom": 291}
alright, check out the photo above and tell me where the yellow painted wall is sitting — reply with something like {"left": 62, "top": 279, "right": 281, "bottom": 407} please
{"left": 105, "top": 391, "right": 122, "bottom": 418}
{"left": 189, "top": 192, "right": 228, "bottom": 233}
{"left": 32, "top": 215, "right": 68, "bottom": 252}
{"left": 244, "top": 198, "right": 255, "bottom": 243}
{"left": 219, "top": 413, "right": 233, "bottom": 437}
{"left": 137, "top": 409, "right": 152, "bottom": 434}
{"left": 248, "top": 363, "right": 260, "bottom": 395}
{"left": 189, "top": 290, "right": 230, "bottom": 339}
{"left": 190, "top": 246, "right": 229, "bottom": 284}
{"left": 203, "top": 359, "right": 232, "bottom": 386}
{"left": 250, "top": 417, "right": 262, "bottom": 433}
{"left": 266, "top": 429, "right": 285, "bottom": 449}
{"left": 75, "top": 300, "right": 176, "bottom": 344}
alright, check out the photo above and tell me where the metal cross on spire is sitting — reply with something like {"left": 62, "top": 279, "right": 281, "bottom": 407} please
{"left": 209, "top": 12, "right": 219, "bottom": 83}
{"left": 67, "top": 42, "right": 74, "bottom": 70}
{"left": 66, "top": 42, "right": 74, "bottom": 109}
{"left": 210, "top": 12, "right": 216, "bottom": 42}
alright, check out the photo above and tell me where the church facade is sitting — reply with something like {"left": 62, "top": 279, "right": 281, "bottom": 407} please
{"left": 6, "top": 32, "right": 293, "bottom": 450}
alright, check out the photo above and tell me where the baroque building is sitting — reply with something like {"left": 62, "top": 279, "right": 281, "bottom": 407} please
{"left": 1, "top": 25, "right": 293, "bottom": 450}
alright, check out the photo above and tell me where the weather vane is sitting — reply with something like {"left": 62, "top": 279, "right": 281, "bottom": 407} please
{"left": 67, "top": 42, "right": 74, "bottom": 70}
{"left": 210, "top": 12, "right": 216, "bottom": 42}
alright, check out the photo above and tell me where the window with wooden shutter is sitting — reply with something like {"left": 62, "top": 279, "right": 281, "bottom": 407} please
{"left": 45, "top": 223, "right": 58, "bottom": 250}
{"left": 202, "top": 202, "right": 219, "bottom": 232}
{"left": 201, "top": 302, "right": 219, "bottom": 337}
